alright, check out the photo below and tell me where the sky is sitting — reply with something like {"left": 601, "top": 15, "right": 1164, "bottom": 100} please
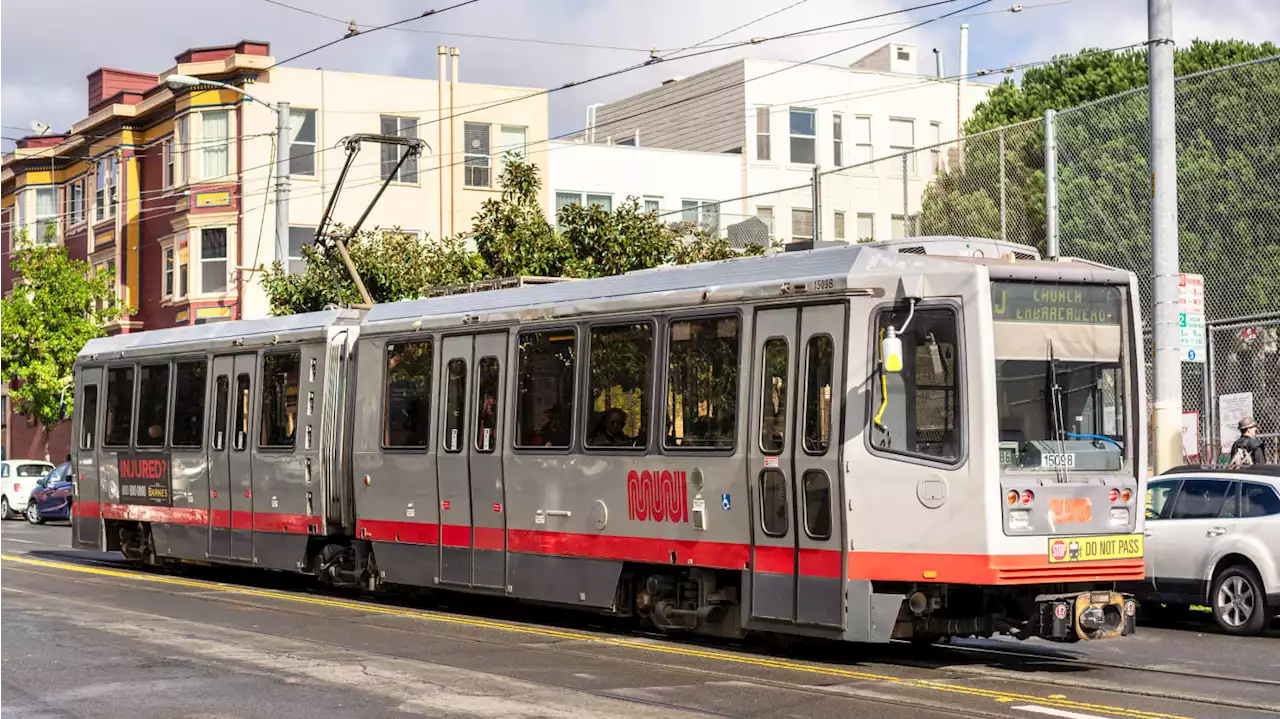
{"left": 2, "top": 0, "right": 1277, "bottom": 151}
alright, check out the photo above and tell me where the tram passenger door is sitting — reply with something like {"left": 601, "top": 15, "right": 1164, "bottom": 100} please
{"left": 208, "top": 354, "right": 255, "bottom": 562}
{"left": 469, "top": 333, "right": 507, "bottom": 589}
{"left": 73, "top": 366, "right": 103, "bottom": 549}
{"left": 436, "top": 336, "right": 474, "bottom": 586}
{"left": 748, "top": 304, "right": 846, "bottom": 628}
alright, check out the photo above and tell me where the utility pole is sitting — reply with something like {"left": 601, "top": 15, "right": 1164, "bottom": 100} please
{"left": 1149, "top": 0, "right": 1181, "bottom": 473}
{"left": 275, "top": 101, "right": 291, "bottom": 266}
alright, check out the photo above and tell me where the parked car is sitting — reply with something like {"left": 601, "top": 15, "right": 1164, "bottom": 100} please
{"left": 1135, "top": 465, "right": 1280, "bottom": 635}
{"left": 0, "top": 459, "right": 56, "bottom": 519}
{"left": 27, "top": 462, "right": 74, "bottom": 525}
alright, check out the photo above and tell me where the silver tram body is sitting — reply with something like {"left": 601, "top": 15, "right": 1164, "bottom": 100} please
{"left": 70, "top": 240, "right": 1144, "bottom": 643}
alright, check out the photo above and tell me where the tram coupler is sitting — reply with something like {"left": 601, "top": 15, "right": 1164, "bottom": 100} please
{"left": 1037, "top": 590, "right": 1136, "bottom": 642}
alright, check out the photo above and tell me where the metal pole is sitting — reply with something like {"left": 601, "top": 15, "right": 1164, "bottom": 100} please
{"left": 1043, "top": 109, "right": 1058, "bottom": 259}
{"left": 812, "top": 165, "right": 822, "bottom": 243}
{"left": 275, "top": 101, "right": 291, "bottom": 267}
{"left": 1206, "top": 323, "right": 1218, "bottom": 460}
{"left": 902, "top": 154, "right": 910, "bottom": 237}
{"left": 957, "top": 23, "right": 969, "bottom": 171}
{"left": 999, "top": 127, "right": 1007, "bottom": 242}
{"left": 1150, "top": 0, "right": 1181, "bottom": 473}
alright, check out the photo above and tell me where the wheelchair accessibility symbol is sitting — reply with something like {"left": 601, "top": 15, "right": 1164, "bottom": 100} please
{"left": 721, "top": 494, "right": 732, "bottom": 511}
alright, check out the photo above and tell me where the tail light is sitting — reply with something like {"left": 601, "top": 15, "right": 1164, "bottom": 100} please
{"left": 1021, "top": 490, "right": 1035, "bottom": 504}
{"left": 1006, "top": 490, "right": 1019, "bottom": 505}
{"left": 1108, "top": 488, "right": 1120, "bottom": 502}
{"left": 1120, "top": 488, "right": 1132, "bottom": 503}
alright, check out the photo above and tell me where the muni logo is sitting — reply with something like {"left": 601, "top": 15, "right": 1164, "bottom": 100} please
{"left": 626, "top": 469, "right": 690, "bottom": 523}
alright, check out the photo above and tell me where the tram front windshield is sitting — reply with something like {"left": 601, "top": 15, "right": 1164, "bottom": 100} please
{"left": 991, "top": 281, "right": 1130, "bottom": 473}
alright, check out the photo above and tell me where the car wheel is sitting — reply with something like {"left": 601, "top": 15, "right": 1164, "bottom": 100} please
{"left": 1211, "top": 564, "right": 1267, "bottom": 636}
{"left": 26, "top": 501, "right": 45, "bottom": 525}
{"left": 0, "top": 496, "right": 11, "bottom": 520}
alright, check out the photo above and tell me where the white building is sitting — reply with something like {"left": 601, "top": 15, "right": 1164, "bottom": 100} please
{"left": 589, "top": 44, "right": 995, "bottom": 244}
{"left": 545, "top": 140, "right": 746, "bottom": 234}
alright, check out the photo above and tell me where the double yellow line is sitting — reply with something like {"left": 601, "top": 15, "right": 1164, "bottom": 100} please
{"left": 1, "top": 553, "right": 1190, "bottom": 719}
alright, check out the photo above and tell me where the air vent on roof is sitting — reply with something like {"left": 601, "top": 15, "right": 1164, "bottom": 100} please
{"left": 897, "top": 246, "right": 927, "bottom": 255}
{"left": 1013, "top": 251, "right": 1037, "bottom": 261}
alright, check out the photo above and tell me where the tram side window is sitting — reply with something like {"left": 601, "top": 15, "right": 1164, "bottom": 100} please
{"left": 136, "top": 363, "right": 170, "bottom": 447}
{"left": 260, "top": 351, "right": 301, "bottom": 448}
{"left": 384, "top": 340, "right": 433, "bottom": 448}
{"left": 665, "top": 315, "right": 740, "bottom": 450}
{"left": 234, "top": 374, "right": 250, "bottom": 451}
{"left": 760, "top": 469, "right": 788, "bottom": 537}
{"left": 475, "top": 356, "right": 501, "bottom": 453}
{"left": 443, "top": 359, "right": 467, "bottom": 452}
{"left": 79, "top": 385, "right": 99, "bottom": 450}
{"left": 803, "top": 335, "right": 834, "bottom": 454}
{"left": 759, "top": 338, "right": 789, "bottom": 454}
{"left": 104, "top": 366, "right": 135, "bottom": 447}
{"left": 802, "top": 470, "right": 832, "bottom": 539}
{"left": 587, "top": 322, "right": 652, "bottom": 450}
{"left": 871, "top": 307, "right": 962, "bottom": 463}
{"left": 212, "top": 376, "right": 230, "bottom": 451}
{"left": 171, "top": 360, "right": 207, "bottom": 448}
{"left": 516, "top": 329, "right": 576, "bottom": 449}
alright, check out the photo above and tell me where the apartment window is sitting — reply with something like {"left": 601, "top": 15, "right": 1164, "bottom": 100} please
{"left": 201, "top": 227, "right": 228, "bottom": 294}
{"left": 380, "top": 116, "right": 418, "bottom": 183}
{"left": 853, "top": 116, "right": 873, "bottom": 168}
{"left": 288, "top": 226, "right": 315, "bottom": 274}
{"left": 665, "top": 315, "right": 740, "bottom": 450}
{"left": 789, "top": 108, "right": 816, "bottom": 164}
{"left": 516, "top": 329, "right": 577, "bottom": 449}
{"left": 643, "top": 197, "right": 661, "bottom": 214}
{"left": 889, "top": 118, "right": 915, "bottom": 174}
{"left": 832, "top": 113, "right": 844, "bottom": 167}
{"left": 136, "top": 363, "right": 170, "bottom": 447}
{"left": 833, "top": 211, "right": 846, "bottom": 240}
{"left": 681, "top": 199, "right": 719, "bottom": 232}
{"left": 384, "top": 340, "right": 433, "bottom": 448}
{"left": 791, "top": 208, "right": 813, "bottom": 241}
{"left": 164, "top": 138, "right": 175, "bottom": 188}
{"left": 554, "top": 192, "right": 611, "bottom": 213}
{"left": 586, "top": 194, "right": 613, "bottom": 211}
{"left": 555, "top": 191, "right": 581, "bottom": 215}
{"left": 176, "top": 115, "right": 189, "bottom": 185}
{"left": 464, "top": 122, "right": 492, "bottom": 188}
{"left": 95, "top": 157, "right": 115, "bottom": 222}
{"left": 68, "top": 180, "right": 85, "bottom": 226}
{"left": 756, "top": 206, "right": 774, "bottom": 239}
{"left": 34, "top": 188, "right": 57, "bottom": 244}
{"left": 930, "top": 121, "right": 943, "bottom": 175}
{"left": 891, "top": 214, "right": 907, "bottom": 239}
{"left": 177, "top": 245, "right": 188, "bottom": 297}
{"left": 260, "top": 352, "right": 301, "bottom": 448}
{"left": 163, "top": 247, "right": 175, "bottom": 297}
{"left": 290, "top": 109, "right": 317, "bottom": 177}
{"left": 755, "top": 106, "right": 771, "bottom": 161}
{"left": 202, "top": 110, "right": 230, "bottom": 179}
{"left": 498, "top": 125, "right": 526, "bottom": 170}
{"left": 171, "top": 361, "right": 207, "bottom": 448}
{"left": 857, "top": 213, "right": 875, "bottom": 241}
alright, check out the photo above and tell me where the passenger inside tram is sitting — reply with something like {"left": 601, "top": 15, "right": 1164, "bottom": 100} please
{"left": 588, "top": 408, "right": 635, "bottom": 447}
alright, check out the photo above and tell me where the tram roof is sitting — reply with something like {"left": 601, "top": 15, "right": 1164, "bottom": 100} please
{"left": 79, "top": 308, "right": 362, "bottom": 361}
{"left": 361, "top": 243, "right": 968, "bottom": 333}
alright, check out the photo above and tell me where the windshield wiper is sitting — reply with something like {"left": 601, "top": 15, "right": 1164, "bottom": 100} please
{"left": 1047, "top": 339, "right": 1069, "bottom": 482}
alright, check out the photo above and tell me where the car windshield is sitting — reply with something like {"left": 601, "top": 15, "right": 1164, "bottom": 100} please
{"left": 17, "top": 464, "right": 51, "bottom": 477}
{"left": 991, "top": 281, "right": 1129, "bottom": 474}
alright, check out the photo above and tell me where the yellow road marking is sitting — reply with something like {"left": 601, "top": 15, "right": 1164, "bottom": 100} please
{"left": 1, "top": 553, "right": 1191, "bottom": 719}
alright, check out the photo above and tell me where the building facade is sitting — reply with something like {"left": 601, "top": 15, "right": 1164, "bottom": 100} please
{"left": 589, "top": 44, "right": 994, "bottom": 244}
{"left": 1, "top": 40, "right": 548, "bottom": 460}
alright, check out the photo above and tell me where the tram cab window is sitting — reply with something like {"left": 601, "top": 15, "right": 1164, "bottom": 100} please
{"left": 384, "top": 340, "right": 433, "bottom": 448}
{"left": 871, "top": 306, "right": 962, "bottom": 463}
{"left": 516, "top": 330, "right": 576, "bottom": 449}
{"left": 665, "top": 315, "right": 740, "bottom": 450}
{"left": 587, "top": 323, "right": 652, "bottom": 450}
{"left": 172, "top": 360, "right": 207, "bottom": 448}
{"left": 136, "top": 363, "right": 170, "bottom": 447}
{"left": 260, "top": 351, "right": 300, "bottom": 448}
{"left": 79, "top": 385, "right": 99, "bottom": 451}
{"left": 104, "top": 366, "right": 135, "bottom": 447}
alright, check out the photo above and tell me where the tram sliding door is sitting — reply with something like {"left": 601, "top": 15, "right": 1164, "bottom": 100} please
{"left": 436, "top": 336, "right": 474, "bottom": 586}
{"left": 748, "top": 304, "right": 846, "bottom": 628}
{"left": 469, "top": 333, "right": 508, "bottom": 589}
{"left": 73, "top": 365, "right": 104, "bottom": 549}
{"left": 208, "top": 354, "right": 256, "bottom": 562}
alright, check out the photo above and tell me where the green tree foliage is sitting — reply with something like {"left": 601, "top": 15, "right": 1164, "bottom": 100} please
{"left": 471, "top": 154, "right": 569, "bottom": 278}
{"left": 258, "top": 227, "right": 486, "bottom": 315}
{"left": 1, "top": 233, "right": 122, "bottom": 458}
{"left": 920, "top": 40, "right": 1280, "bottom": 320}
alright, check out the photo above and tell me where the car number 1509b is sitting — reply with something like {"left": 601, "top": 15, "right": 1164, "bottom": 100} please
{"left": 1041, "top": 453, "right": 1076, "bottom": 469}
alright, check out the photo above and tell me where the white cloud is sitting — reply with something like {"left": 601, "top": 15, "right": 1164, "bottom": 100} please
{"left": 2, "top": 0, "right": 1275, "bottom": 149}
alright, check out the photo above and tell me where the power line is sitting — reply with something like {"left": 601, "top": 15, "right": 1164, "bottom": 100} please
{"left": 659, "top": 0, "right": 813, "bottom": 60}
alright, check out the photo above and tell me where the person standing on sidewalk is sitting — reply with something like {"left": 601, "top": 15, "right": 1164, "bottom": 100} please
{"left": 1229, "top": 416, "right": 1266, "bottom": 466}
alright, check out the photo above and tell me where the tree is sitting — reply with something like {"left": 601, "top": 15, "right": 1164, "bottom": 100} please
{"left": 1, "top": 233, "right": 122, "bottom": 460}
{"left": 471, "top": 154, "right": 569, "bottom": 278}
{"left": 258, "top": 227, "right": 487, "bottom": 315}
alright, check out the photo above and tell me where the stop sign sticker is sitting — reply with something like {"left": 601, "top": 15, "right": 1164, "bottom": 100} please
{"left": 1051, "top": 540, "right": 1068, "bottom": 561}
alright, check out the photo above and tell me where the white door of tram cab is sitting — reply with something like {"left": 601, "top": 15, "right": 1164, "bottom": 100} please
{"left": 748, "top": 304, "right": 847, "bottom": 628}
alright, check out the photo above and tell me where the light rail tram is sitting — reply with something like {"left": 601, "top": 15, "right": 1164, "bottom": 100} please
{"left": 70, "top": 237, "right": 1145, "bottom": 643}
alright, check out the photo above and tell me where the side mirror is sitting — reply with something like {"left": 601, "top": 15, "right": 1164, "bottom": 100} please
{"left": 881, "top": 329, "right": 904, "bottom": 373}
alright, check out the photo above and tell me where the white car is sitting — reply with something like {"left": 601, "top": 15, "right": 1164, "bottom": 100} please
{"left": 1, "top": 459, "right": 56, "bottom": 520}
{"left": 1137, "top": 465, "right": 1280, "bottom": 636}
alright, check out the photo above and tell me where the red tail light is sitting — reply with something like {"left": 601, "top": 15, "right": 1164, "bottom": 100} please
{"left": 1108, "top": 488, "right": 1120, "bottom": 502}
{"left": 1021, "top": 490, "right": 1035, "bottom": 504}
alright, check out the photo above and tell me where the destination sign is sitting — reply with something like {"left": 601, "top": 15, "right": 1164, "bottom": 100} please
{"left": 991, "top": 282, "right": 1122, "bottom": 325}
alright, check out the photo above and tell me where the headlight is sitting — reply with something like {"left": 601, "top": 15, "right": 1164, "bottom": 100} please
{"left": 1009, "top": 509, "right": 1031, "bottom": 530}
{"left": 1109, "top": 507, "right": 1130, "bottom": 526}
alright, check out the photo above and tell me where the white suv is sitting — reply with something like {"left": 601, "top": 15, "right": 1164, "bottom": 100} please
{"left": 1, "top": 460, "right": 56, "bottom": 520}
{"left": 1138, "top": 465, "right": 1280, "bottom": 635}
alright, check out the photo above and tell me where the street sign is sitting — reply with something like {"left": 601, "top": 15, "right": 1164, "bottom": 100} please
{"left": 1177, "top": 273, "right": 1206, "bottom": 363}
